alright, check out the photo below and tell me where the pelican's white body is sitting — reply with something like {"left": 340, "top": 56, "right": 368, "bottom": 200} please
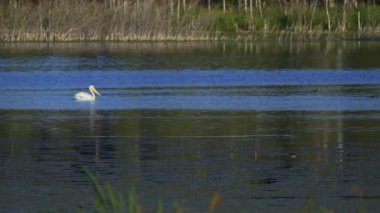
{"left": 74, "top": 85, "right": 101, "bottom": 101}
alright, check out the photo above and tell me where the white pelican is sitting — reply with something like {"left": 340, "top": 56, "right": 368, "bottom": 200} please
{"left": 74, "top": 85, "right": 101, "bottom": 101}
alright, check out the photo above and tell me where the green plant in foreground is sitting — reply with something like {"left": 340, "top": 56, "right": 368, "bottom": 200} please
{"left": 84, "top": 169, "right": 127, "bottom": 213}
{"left": 157, "top": 199, "right": 164, "bottom": 213}
{"left": 83, "top": 169, "right": 165, "bottom": 213}
{"left": 81, "top": 169, "right": 346, "bottom": 213}
{"left": 128, "top": 185, "right": 137, "bottom": 213}
{"left": 81, "top": 169, "right": 224, "bottom": 213}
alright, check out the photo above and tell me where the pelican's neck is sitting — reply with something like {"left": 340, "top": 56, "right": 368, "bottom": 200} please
{"left": 90, "top": 89, "right": 96, "bottom": 99}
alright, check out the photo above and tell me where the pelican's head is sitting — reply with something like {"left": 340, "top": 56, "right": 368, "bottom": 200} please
{"left": 89, "top": 85, "right": 101, "bottom": 96}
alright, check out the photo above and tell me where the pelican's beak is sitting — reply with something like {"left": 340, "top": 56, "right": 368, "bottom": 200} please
{"left": 93, "top": 87, "right": 101, "bottom": 96}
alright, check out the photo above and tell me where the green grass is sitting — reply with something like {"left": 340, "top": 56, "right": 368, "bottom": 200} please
{"left": 81, "top": 169, "right": 367, "bottom": 213}
{"left": 82, "top": 169, "right": 126, "bottom": 213}
{"left": 81, "top": 169, "right": 219, "bottom": 213}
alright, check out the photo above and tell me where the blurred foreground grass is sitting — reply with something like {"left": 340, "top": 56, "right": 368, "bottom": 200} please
{"left": 79, "top": 169, "right": 367, "bottom": 213}
{"left": 78, "top": 169, "right": 221, "bottom": 213}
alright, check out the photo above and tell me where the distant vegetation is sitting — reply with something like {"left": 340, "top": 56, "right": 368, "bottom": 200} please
{"left": 0, "top": 0, "right": 379, "bottom": 41}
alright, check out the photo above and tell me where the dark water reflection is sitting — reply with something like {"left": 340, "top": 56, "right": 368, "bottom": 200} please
{"left": 1, "top": 41, "right": 380, "bottom": 212}
{"left": 1, "top": 110, "right": 380, "bottom": 212}
{"left": 1, "top": 40, "right": 380, "bottom": 70}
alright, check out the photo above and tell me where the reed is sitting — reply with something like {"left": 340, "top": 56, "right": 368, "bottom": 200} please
{"left": 1, "top": 0, "right": 210, "bottom": 41}
{"left": 82, "top": 169, "right": 362, "bottom": 212}
{"left": 0, "top": 0, "right": 379, "bottom": 41}
{"left": 84, "top": 169, "right": 127, "bottom": 213}
{"left": 83, "top": 169, "right": 224, "bottom": 213}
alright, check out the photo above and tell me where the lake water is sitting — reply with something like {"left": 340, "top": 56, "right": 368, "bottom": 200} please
{"left": 1, "top": 41, "right": 380, "bottom": 212}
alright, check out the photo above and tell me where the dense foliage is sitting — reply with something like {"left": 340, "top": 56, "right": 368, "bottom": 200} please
{"left": 0, "top": 0, "right": 379, "bottom": 41}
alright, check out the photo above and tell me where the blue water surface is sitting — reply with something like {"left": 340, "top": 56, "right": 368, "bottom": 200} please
{"left": 0, "top": 69, "right": 380, "bottom": 110}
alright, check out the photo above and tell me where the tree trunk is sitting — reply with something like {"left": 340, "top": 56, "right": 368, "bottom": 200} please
{"left": 170, "top": 0, "right": 174, "bottom": 15}
{"left": 325, "top": 0, "right": 331, "bottom": 31}
{"left": 257, "top": 0, "right": 263, "bottom": 17}
{"left": 223, "top": 0, "right": 226, "bottom": 13}
{"left": 358, "top": 11, "right": 361, "bottom": 31}
{"left": 310, "top": 0, "right": 318, "bottom": 32}
{"left": 342, "top": 0, "right": 348, "bottom": 32}
{"left": 353, "top": 0, "right": 361, "bottom": 31}
{"left": 249, "top": 0, "right": 253, "bottom": 19}
{"left": 177, "top": 0, "right": 180, "bottom": 22}
{"left": 249, "top": 0, "right": 253, "bottom": 30}
{"left": 39, "top": 0, "right": 43, "bottom": 32}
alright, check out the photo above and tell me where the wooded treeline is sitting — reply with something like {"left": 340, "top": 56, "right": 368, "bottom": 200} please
{"left": 1, "top": 0, "right": 379, "bottom": 41}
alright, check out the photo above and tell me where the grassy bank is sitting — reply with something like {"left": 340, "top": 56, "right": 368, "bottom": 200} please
{"left": 0, "top": 0, "right": 379, "bottom": 41}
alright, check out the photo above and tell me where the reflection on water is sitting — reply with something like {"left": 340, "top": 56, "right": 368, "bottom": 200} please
{"left": 1, "top": 110, "right": 380, "bottom": 212}
{"left": 1, "top": 40, "right": 380, "bottom": 70}
{"left": 0, "top": 42, "right": 380, "bottom": 212}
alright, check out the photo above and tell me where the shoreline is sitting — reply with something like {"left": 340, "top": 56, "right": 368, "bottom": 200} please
{"left": 1, "top": 31, "right": 379, "bottom": 42}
